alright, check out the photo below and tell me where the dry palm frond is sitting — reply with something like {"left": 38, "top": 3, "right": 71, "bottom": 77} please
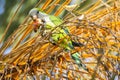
{"left": 0, "top": 0, "right": 120, "bottom": 80}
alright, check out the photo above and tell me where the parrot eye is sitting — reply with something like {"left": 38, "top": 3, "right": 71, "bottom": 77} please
{"left": 37, "top": 11, "right": 39, "bottom": 14}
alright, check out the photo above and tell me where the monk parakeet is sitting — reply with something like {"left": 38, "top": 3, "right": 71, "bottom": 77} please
{"left": 29, "top": 8, "right": 87, "bottom": 70}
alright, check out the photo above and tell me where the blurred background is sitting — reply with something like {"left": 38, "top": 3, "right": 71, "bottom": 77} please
{"left": 0, "top": 0, "right": 97, "bottom": 40}
{"left": 0, "top": 0, "right": 39, "bottom": 40}
{"left": 0, "top": 0, "right": 119, "bottom": 80}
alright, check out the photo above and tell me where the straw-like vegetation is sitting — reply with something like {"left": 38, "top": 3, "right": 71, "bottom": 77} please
{"left": 0, "top": 0, "right": 120, "bottom": 80}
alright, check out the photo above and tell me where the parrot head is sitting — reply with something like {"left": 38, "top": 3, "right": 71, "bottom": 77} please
{"left": 29, "top": 8, "right": 40, "bottom": 21}
{"left": 29, "top": 8, "right": 47, "bottom": 21}
{"left": 29, "top": 8, "right": 45, "bottom": 32}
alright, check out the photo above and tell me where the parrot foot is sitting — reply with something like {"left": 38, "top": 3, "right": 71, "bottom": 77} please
{"left": 72, "top": 41, "right": 84, "bottom": 47}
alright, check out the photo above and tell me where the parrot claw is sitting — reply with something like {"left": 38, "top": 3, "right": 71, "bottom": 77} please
{"left": 72, "top": 41, "right": 84, "bottom": 47}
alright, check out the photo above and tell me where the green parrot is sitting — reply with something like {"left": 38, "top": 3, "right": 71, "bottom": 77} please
{"left": 29, "top": 8, "right": 87, "bottom": 70}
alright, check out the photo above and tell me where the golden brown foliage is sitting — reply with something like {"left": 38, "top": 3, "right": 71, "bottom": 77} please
{"left": 0, "top": 0, "right": 120, "bottom": 80}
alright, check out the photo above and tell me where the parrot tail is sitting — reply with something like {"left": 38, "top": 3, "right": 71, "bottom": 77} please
{"left": 71, "top": 52, "right": 88, "bottom": 71}
{"left": 72, "top": 41, "right": 84, "bottom": 47}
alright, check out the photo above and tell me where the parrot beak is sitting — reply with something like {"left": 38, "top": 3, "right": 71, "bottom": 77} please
{"left": 32, "top": 15, "right": 38, "bottom": 21}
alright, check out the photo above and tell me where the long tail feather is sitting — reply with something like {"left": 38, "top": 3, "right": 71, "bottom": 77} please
{"left": 71, "top": 52, "right": 88, "bottom": 71}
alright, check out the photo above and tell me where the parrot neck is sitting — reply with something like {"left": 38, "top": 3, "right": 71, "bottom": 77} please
{"left": 38, "top": 12, "right": 49, "bottom": 22}
{"left": 38, "top": 12, "right": 55, "bottom": 27}
{"left": 37, "top": 11, "right": 48, "bottom": 20}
